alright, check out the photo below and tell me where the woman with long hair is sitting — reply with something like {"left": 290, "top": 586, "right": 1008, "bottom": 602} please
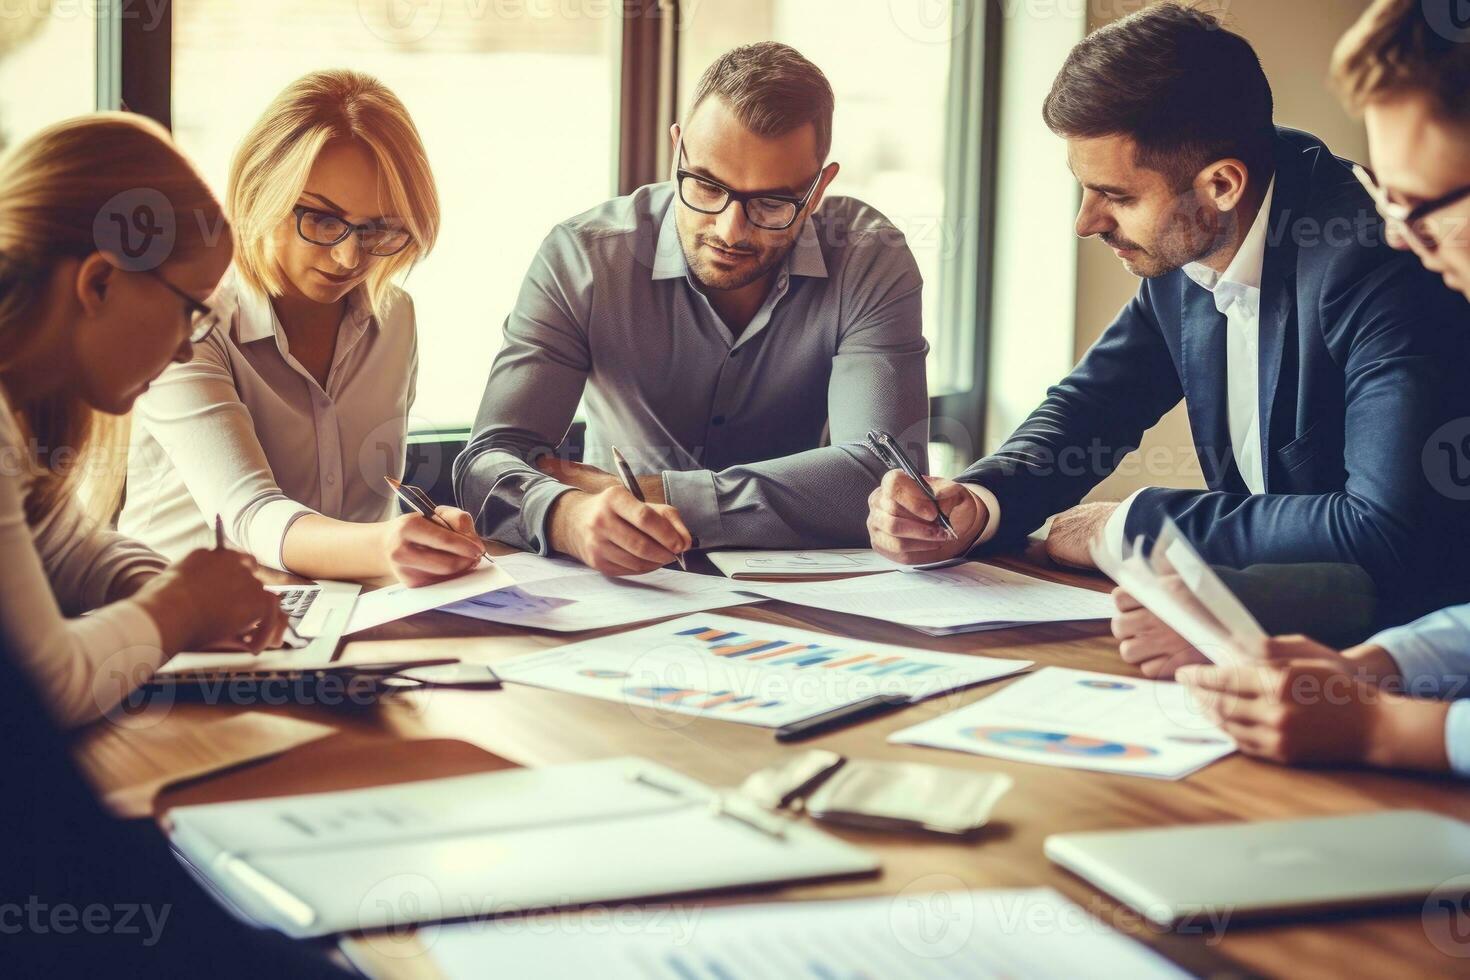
{"left": 0, "top": 113, "right": 288, "bottom": 726}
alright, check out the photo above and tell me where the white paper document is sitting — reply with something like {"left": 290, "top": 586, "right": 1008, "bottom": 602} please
{"left": 438, "top": 554, "right": 761, "bottom": 632}
{"left": 741, "top": 562, "right": 1117, "bottom": 635}
{"left": 495, "top": 613, "right": 1031, "bottom": 728}
{"left": 423, "top": 886, "right": 1190, "bottom": 980}
{"left": 344, "top": 561, "right": 518, "bottom": 634}
{"left": 890, "top": 667, "right": 1236, "bottom": 779}
{"left": 706, "top": 548, "right": 897, "bottom": 579}
{"left": 1090, "top": 518, "right": 1265, "bottom": 666}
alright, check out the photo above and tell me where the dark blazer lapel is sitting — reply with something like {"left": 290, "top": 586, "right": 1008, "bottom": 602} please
{"left": 1258, "top": 136, "right": 1306, "bottom": 492}
{"left": 1179, "top": 282, "right": 1238, "bottom": 490}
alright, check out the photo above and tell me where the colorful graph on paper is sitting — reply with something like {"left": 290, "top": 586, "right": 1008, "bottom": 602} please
{"left": 674, "top": 624, "right": 953, "bottom": 678}
{"left": 962, "top": 726, "right": 1158, "bottom": 760}
{"left": 493, "top": 614, "right": 1032, "bottom": 730}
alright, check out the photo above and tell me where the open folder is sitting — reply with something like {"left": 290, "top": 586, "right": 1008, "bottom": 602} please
{"left": 1089, "top": 517, "right": 1266, "bottom": 666}
{"left": 164, "top": 756, "right": 878, "bottom": 938}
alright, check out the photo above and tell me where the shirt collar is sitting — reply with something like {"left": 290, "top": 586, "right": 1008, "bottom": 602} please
{"left": 1182, "top": 176, "right": 1276, "bottom": 311}
{"left": 231, "top": 269, "right": 377, "bottom": 344}
{"left": 650, "top": 188, "right": 830, "bottom": 282}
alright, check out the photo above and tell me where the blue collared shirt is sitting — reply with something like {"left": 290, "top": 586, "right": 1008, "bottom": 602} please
{"left": 454, "top": 181, "right": 930, "bottom": 553}
{"left": 1368, "top": 608, "right": 1470, "bottom": 776}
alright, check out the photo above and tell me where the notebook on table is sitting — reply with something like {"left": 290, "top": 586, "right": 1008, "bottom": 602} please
{"left": 164, "top": 756, "right": 879, "bottom": 938}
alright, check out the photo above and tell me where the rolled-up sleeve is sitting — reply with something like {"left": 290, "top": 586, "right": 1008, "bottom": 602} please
{"left": 132, "top": 335, "right": 315, "bottom": 569}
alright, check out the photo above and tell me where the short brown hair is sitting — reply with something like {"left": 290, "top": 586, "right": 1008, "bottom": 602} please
{"left": 1332, "top": 0, "right": 1470, "bottom": 122}
{"left": 688, "top": 42, "right": 835, "bottom": 162}
{"left": 1043, "top": 3, "right": 1276, "bottom": 188}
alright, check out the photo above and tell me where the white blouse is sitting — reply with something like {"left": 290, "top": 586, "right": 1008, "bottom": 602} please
{"left": 0, "top": 389, "right": 167, "bottom": 727}
{"left": 120, "top": 268, "right": 419, "bottom": 570}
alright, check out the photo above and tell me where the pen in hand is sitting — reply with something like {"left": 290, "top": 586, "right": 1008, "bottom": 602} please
{"left": 864, "top": 430, "right": 959, "bottom": 541}
{"left": 383, "top": 476, "right": 491, "bottom": 566}
{"left": 610, "top": 447, "right": 689, "bottom": 572}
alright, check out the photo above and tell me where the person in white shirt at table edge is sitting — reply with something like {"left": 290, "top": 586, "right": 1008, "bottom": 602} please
{"left": 120, "top": 70, "right": 483, "bottom": 587}
{"left": 0, "top": 114, "right": 290, "bottom": 727}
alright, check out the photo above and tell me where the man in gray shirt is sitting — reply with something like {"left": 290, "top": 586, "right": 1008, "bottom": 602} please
{"left": 454, "top": 42, "right": 929, "bottom": 575}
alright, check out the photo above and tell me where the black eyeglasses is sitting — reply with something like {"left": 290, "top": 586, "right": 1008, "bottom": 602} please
{"left": 144, "top": 268, "right": 220, "bottom": 343}
{"left": 1353, "top": 163, "right": 1470, "bottom": 251}
{"left": 673, "top": 137, "right": 825, "bottom": 231}
{"left": 292, "top": 205, "right": 413, "bottom": 257}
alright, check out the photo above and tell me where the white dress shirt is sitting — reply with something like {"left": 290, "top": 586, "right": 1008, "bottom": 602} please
{"left": 964, "top": 181, "right": 1278, "bottom": 553}
{"left": 1101, "top": 179, "right": 1277, "bottom": 556}
{"left": 0, "top": 388, "right": 167, "bottom": 727}
{"left": 120, "top": 268, "right": 418, "bottom": 570}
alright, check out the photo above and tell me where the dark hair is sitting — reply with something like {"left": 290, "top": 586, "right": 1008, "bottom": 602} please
{"left": 688, "top": 42, "right": 835, "bottom": 162}
{"left": 1042, "top": 3, "right": 1275, "bottom": 187}
{"left": 1333, "top": 0, "right": 1470, "bottom": 122}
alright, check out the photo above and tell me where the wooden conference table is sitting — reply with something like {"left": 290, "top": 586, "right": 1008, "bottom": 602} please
{"left": 78, "top": 543, "right": 1470, "bottom": 979}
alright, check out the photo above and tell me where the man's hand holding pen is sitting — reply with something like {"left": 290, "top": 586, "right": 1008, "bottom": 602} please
{"left": 867, "top": 470, "right": 987, "bottom": 565}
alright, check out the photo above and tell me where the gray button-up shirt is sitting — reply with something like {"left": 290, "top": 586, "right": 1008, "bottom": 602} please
{"left": 454, "top": 181, "right": 929, "bottom": 554}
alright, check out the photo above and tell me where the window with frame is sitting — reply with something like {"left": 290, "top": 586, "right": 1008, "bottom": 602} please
{"left": 169, "top": 0, "right": 622, "bottom": 432}
{"left": 81, "top": 0, "right": 994, "bottom": 479}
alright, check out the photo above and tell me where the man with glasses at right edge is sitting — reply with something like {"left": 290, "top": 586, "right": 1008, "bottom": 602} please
{"left": 1170, "top": 0, "right": 1470, "bottom": 778}
{"left": 455, "top": 43, "right": 929, "bottom": 575}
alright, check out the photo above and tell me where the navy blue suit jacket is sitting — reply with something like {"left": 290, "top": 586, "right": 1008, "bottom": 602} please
{"left": 960, "top": 128, "right": 1470, "bottom": 614}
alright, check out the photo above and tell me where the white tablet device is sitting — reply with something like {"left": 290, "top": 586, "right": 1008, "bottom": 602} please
{"left": 1045, "top": 810, "right": 1470, "bottom": 926}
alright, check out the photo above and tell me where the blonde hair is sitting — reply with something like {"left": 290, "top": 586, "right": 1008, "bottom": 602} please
{"left": 0, "top": 112, "right": 227, "bottom": 524}
{"left": 1332, "top": 0, "right": 1470, "bottom": 121}
{"left": 229, "top": 70, "right": 440, "bottom": 312}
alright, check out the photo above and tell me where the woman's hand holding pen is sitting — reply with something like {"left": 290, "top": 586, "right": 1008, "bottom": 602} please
{"left": 381, "top": 507, "right": 485, "bottom": 587}
{"left": 867, "top": 470, "right": 986, "bottom": 565}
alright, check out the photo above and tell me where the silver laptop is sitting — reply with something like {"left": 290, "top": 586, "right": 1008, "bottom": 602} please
{"left": 1045, "top": 810, "right": 1470, "bottom": 926}
{"left": 267, "top": 581, "right": 360, "bottom": 640}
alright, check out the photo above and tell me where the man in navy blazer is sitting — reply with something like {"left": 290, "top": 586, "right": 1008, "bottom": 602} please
{"left": 868, "top": 3, "right": 1470, "bottom": 621}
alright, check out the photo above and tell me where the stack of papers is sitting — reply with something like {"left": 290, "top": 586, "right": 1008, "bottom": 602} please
{"left": 740, "top": 562, "right": 1117, "bottom": 635}
{"left": 1090, "top": 518, "right": 1265, "bottom": 665}
{"left": 495, "top": 613, "right": 1030, "bottom": 728}
{"left": 439, "top": 554, "right": 761, "bottom": 632}
{"left": 418, "top": 887, "right": 1191, "bottom": 980}
{"left": 890, "top": 667, "right": 1235, "bottom": 779}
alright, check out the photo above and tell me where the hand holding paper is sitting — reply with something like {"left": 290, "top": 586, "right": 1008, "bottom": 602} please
{"left": 1089, "top": 518, "right": 1266, "bottom": 669}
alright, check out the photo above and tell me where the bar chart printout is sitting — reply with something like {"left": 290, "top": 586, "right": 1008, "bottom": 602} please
{"left": 493, "top": 614, "right": 1031, "bottom": 729}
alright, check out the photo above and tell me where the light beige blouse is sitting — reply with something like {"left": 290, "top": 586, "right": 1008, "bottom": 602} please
{"left": 120, "top": 268, "right": 419, "bottom": 570}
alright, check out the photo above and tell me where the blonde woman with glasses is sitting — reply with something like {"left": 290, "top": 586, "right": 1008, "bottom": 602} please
{"left": 121, "top": 70, "right": 483, "bottom": 585}
{"left": 0, "top": 114, "right": 289, "bottom": 727}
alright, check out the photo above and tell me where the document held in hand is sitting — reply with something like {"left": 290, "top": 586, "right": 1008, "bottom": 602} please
{"left": 1089, "top": 518, "right": 1266, "bottom": 666}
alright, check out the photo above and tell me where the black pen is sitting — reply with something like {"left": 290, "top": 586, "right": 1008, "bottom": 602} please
{"left": 384, "top": 476, "right": 490, "bottom": 565}
{"left": 774, "top": 693, "right": 913, "bottom": 743}
{"left": 863, "top": 430, "right": 959, "bottom": 541}
{"left": 611, "top": 446, "right": 690, "bottom": 572}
